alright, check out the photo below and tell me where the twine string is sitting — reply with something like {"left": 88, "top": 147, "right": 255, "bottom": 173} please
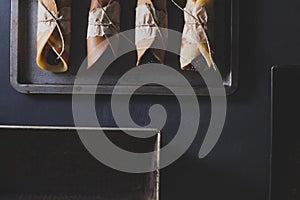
{"left": 95, "top": 0, "right": 135, "bottom": 46}
{"left": 38, "top": 0, "right": 66, "bottom": 60}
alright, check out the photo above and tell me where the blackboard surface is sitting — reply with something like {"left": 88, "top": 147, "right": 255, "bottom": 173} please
{"left": 2, "top": 0, "right": 300, "bottom": 199}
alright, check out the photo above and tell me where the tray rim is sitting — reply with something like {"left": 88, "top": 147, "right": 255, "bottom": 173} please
{"left": 10, "top": 0, "right": 239, "bottom": 96}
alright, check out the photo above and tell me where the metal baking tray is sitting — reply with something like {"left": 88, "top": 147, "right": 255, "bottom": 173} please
{"left": 0, "top": 126, "right": 160, "bottom": 200}
{"left": 10, "top": 0, "right": 239, "bottom": 95}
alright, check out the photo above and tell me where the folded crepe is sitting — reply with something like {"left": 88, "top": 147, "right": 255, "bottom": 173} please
{"left": 180, "top": 0, "right": 216, "bottom": 71}
{"left": 36, "top": 0, "right": 71, "bottom": 72}
{"left": 135, "top": 0, "right": 168, "bottom": 65}
{"left": 87, "top": 0, "right": 121, "bottom": 68}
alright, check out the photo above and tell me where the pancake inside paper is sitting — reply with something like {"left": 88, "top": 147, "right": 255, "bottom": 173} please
{"left": 36, "top": 0, "right": 71, "bottom": 72}
{"left": 135, "top": 0, "right": 168, "bottom": 65}
{"left": 180, "top": 0, "right": 216, "bottom": 71}
{"left": 87, "top": 0, "right": 120, "bottom": 68}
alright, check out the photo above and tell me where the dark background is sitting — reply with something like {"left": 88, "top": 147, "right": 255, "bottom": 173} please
{"left": 1, "top": 0, "right": 300, "bottom": 199}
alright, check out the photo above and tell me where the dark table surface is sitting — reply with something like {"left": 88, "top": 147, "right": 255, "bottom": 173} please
{"left": 1, "top": 0, "right": 300, "bottom": 199}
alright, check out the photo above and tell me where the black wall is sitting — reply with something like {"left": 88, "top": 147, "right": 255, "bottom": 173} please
{"left": 1, "top": 0, "right": 300, "bottom": 199}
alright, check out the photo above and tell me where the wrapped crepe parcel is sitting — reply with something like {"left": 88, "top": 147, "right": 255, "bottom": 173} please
{"left": 179, "top": 0, "right": 216, "bottom": 71}
{"left": 36, "top": 0, "right": 71, "bottom": 72}
{"left": 135, "top": 0, "right": 168, "bottom": 65}
{"left": 87, "top": 0, "right": 121, "bottom": 68}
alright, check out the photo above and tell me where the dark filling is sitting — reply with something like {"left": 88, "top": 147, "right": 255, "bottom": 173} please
{"left": 138, "top": 49, "right": 160, "bottom": 65}
{"left": 46, "top": 45, "right": 62, "bottom": 66}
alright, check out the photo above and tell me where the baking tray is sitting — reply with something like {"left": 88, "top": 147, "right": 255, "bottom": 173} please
{"left": 10, "top": 0, "right": 239, "bottom": 95}
{"left": 0, "top": 126, "right": 160, "bottom": 200}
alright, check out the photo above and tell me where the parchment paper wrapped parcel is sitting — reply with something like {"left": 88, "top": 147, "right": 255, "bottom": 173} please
{"left": 135, "top": 0, "right": 168, "bottom": 65}
{"left": 36, "top": 0, "right": 71, "bottom": 72}
{"left": 87, "top": 0, "right": 120, "bottom": 68}
{"left": 180, "top": 0, "right": 216, "bottom": 71}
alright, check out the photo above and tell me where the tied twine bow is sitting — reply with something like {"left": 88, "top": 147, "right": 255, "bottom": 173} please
{"left": 38, "top": 0, "right": 67, "bottom": 60}
{"left": 171, "top": 0, "right": 206, "bottom": 29}
{"left": 170, "top": 0, "right": 207, "bottom": 28}
{"left": 94, "top": 0, "right": 120, "bottom": 36}
{"left": 89, "top": 0, "right": 135, "bottom": 52}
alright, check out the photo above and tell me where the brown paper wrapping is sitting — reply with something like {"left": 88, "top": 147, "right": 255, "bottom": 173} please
{"left": 36, "top": 0, "right": 71, "bottom": 72}
{"left": 87, "top": 0, "right": 120, "bottom": 68}
{"left": 135, "top": 0, "right": 168, "bottom": 65}
{"left": 180, "top": 0, "right": 216, "bottom": 71}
